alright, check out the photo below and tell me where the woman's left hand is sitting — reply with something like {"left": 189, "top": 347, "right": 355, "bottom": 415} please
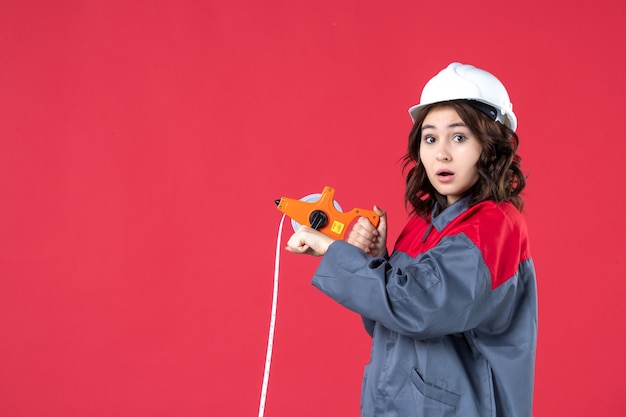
{"left": 347, "top": 205, "right": 387, "bottom": 257}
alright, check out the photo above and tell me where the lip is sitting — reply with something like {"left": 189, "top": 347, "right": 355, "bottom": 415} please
{"left": 435, "top": 169, "right": 455, "bottom": 183}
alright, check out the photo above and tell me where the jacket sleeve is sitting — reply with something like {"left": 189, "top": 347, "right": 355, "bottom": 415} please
{"left": 362, "top": 317, "right": 375, "bottom": 337}
{"left": 312, "top": 235, "right": 502, "bottom": 340}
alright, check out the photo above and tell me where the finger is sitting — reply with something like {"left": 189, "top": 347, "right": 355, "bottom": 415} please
{"left": 373, "top": 205, "right": 386, "bottom": 219}
{"left": 285, "top": 243, "right": 307, "bottom": 254}
{"left": 352, "top": 220, "right": 371, "bottom": 237}
{"left": 285, "top": 229, "right": 310, "bottom": 253}
{"left": 359, "top": 216, "right": 378, "bottom": 236}
{"left": 346, "top": 231, "right": 369, "bottom": 251}
{"left": 349, "top": 230, "right": 380, "bottom": 254}
{"left": 350, "top": 223, "right": 377, "bottom": 243}
{"left": 347, "top": 231, "right": 372, "bottom": 248}
{"left": 373, "top": 205, "right": 387, "bottom": 232}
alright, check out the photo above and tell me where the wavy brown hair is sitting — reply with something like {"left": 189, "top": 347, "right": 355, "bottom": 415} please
{"left": 402, "top": 100, "right": 526, "bottom": 219}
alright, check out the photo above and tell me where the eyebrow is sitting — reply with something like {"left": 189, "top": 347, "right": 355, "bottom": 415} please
{"left": 421, "top": 122, "right": 467, "bottom": 131}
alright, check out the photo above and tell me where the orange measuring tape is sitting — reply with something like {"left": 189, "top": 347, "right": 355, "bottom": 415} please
{"left": 275, "top": 186, "right": 379, "bottom": 240}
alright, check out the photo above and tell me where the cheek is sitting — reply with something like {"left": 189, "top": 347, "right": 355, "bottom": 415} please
{"left": 469, "top": 154, "right": 482, "bottom": 180}
{"left": 465, "top": 148, "right": 483, "bottom": 169}
{"left": 455, "top": 150, "right": 481, "bottom": 179}
{"left": 418, "top": 149, "right": 435, "bottom": 174}
{"left": 418, "top": 146, "right": 432, "bottom": 164}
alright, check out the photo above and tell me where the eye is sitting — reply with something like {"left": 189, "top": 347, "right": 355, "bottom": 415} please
{"left": 423, "top": 135, "right": 436, "bottom": 144}
{"left": 452, "top": 134, "right": 466, "bottom": 143}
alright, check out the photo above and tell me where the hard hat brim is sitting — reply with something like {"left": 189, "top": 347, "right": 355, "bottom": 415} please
{"left": 407, "top": 99, "right": 517, "bottom": 132}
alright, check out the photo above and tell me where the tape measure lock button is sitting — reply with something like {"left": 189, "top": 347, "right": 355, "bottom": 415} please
{"left": 309, "top": 210, "right": 329, "bottom": 230}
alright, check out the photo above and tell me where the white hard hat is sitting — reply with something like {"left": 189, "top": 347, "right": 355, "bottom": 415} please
{"left": 408, "top": 62, "right": 517, "bottom": 131}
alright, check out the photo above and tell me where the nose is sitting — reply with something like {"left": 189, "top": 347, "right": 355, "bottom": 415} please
{"left": 436, "top": 143, "right": 451, "bottom": 161}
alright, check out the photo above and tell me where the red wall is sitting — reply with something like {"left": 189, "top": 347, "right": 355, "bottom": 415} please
{"left": 1, "top": 0, "right": 625, "bottom": 416}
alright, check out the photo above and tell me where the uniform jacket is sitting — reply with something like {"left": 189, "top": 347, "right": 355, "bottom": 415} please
{"left": 312, "top": 196, "right": 538, "bottom": 417}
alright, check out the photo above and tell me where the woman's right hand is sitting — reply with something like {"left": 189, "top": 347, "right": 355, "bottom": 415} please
{"left": 285, "top": 225, "right": 334, "bottom": 257}
{"left": 347, "top": 205, "right": 387, "bottom": 257}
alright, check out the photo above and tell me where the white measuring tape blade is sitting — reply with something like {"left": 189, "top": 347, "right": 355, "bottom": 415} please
{"left": 257, "top": 213, "right": 286, "bottom": 417}
{"left": 258, "top": 195, "right": 343, "bottom": 416}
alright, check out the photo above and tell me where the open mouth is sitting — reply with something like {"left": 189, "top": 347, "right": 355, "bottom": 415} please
{"left": 436, "top": 170, "right": 454, "bottom": 177}
{"left": 435, "top": 170, "right": 455, "bottom": 183}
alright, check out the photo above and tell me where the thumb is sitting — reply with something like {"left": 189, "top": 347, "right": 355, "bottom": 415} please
{"left": 373, "top": 205, "right": 387, "bottom": 231}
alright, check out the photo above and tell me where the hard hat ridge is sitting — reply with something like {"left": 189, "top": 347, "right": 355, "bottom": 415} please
{"left": 408, "top": 62, "right": 517, "bottom": 131}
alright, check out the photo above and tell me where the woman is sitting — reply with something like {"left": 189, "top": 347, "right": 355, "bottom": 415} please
{"left": 286, "top": 63, "right": 537, "bottom": 417}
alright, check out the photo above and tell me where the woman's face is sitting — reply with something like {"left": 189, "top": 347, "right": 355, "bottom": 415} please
{"left": 419, "top": 106, "right": 483, "bottom": 205}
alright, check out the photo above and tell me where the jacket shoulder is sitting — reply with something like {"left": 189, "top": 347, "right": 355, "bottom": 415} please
{"left": 459, "top": 201, "right": 531, "bottom": 289}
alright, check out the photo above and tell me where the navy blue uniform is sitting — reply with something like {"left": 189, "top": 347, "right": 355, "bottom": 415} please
{"left": 312, "top": 196, "right": 537, "bottom": 417}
